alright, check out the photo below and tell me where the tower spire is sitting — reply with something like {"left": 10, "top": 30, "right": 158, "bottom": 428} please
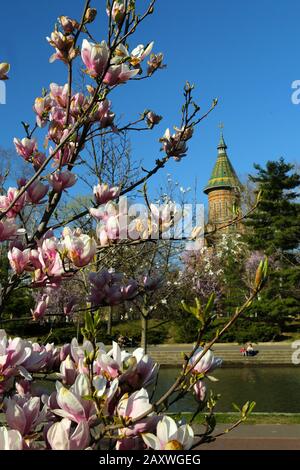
{"left": 204, "top": 127, "right": 243, "bottom": 233}
{"left": 204, "top": 127, "right": 240, "bottom": 194}
{"left": 218, "top": 122, "right": 227, "bottom": 151}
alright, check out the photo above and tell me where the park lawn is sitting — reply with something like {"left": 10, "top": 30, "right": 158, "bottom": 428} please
{"left": 172, "top": 412, "right": 300, "bottom": 425}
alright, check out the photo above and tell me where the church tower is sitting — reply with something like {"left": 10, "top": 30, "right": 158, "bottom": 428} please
{"left": 204, "top": 131, "right": 242, "bottom": 233}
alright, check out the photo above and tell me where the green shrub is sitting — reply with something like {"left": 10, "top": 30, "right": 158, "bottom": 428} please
{"left": 172, "top": 314, "right": 281, "bottom": 344}
{"left": 3, "top": 321, "right": 82, "bottom": 344}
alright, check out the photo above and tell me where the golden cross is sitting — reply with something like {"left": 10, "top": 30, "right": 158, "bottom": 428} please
{"left": 218, "top": 122, "right": 224, "bottom": 131}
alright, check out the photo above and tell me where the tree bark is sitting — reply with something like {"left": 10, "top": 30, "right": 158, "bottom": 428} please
{"left": 141, "top": 314, "right": 148, "bottom": 353}
{"left": 107, "top": 306, "right": 113, "bottom": 336}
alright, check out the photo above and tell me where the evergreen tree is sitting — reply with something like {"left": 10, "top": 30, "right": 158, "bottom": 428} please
{"left": 245, "top": 158, "right": 300, "bottom": 328}
{"left": 245, "top": 158, "right": 300, "bottom": 255}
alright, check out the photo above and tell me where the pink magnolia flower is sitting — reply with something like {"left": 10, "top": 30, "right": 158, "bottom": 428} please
{"left": 8, "top": 247, "right": 31, "bottom": 274}
{"left": 96, "top": 214, "right": 120, "bottom": 243}
{"left": 103, "top": 64, "right": 139, "bottom": 86}
{"left": 142, "top": 416, "right": 194, "bottom": 450}
{"left": 70, "top": 338, "right": 94, "bottom": 366}
{"left": 0, "top": 330, "right": 32, "bottom": 394}
{"left": 150, "top": 201, "right": 182, "bottom": 234}
{"left": 189, "top": 347, "right": 222, "bottom": 375}
{"left": 43, "top": 342, "right": 61, "bottom": 372}
{"left": 81, "top": 39, "right": 109, "bottom": 78}
{"left": 89, "top": 207, "right": 104, "bottom": 221}
{"left": 5, "top": 395, "right": 45, "bottom": 436}
{"left": 93, "top": 183, "right": 120, "bottom": 205}
{"left": 60, "top": 343, "right": 72, "bottom": 362}
{"left": 173, "top": 125, "right": 194, "bottom": 141}
{"left": 147, "top": 52, "right": 165, "bottom": 76}
{"left": 59, "top": 16, "right": 79, "bottom": 34}
{"left": 54, "top": 374, "right": 97, "bottom": 424}
{"left": 105, "top": 285, "right": 124, "bottom": 305}
{"left": 47, "top": 418, "right": 90, "bottom": 450}
{"left": 37, "top": 237, "right": 64, "bottom": 279}
{"left": 130, "top": 42, "right": 154, "bottom": 67}
{"left": 26, "top": 180, "right": 49, "bottom": 204}
{"left": 32, "top": 152, "right": 47, "bottom": 170}
{"left": 89, "top": 270, "right": 132, "bottom": 307}
{"left": 48, "top": 170, "right": 77, "bottom": 192}
{"left": 160, "top": 128, "right": 188, "bottom": 161}
{"left": 0, "top": 427, "right": 23, "bottom": 450}
{"left": 117, "top": 388, "right": 158, "bottom": 437}
{"left": 107, "top": 0, "right": 126, "bottom": 24}
{"left": 47, "top": 32, "right": 77, "bottom": 64}
{"left": 70, "top": 93, "right": 87, "bottom": 118}
{"left": 0, "top": 219, "right": 18, "bottom": 241}
{"left": 50, "top": 83, "right": 69, "bottom": 108}
{"left": 145, "top": 111, "right": 162, "bottom": 128}
{"left": 94, "top": 342, "right": 124, "bottom": 379}
{"left": 21, "top": 341, "right": 49, "bottom": 372}
{"left": 63, "top": 297, "right": 77, "bottom": 317}
{"left": 31, "top": 295, "right": 49, "bottom": 321}
{"left": 0, "top": 187, "right": 26, "bottom": 218}
{"left": 50, "top": 141, "right": 75, "bottom": 167}
{"left": 13, "top": 137, "right": 37, "bottom": 160}
{"left": 120, "top": 280, "right": 138, "bottom": 300}
{"left": 63, "top": 231, "right": 97, "bottom": 268}
{"left": 58, "top": 355, "right": 77, "bottom": 386}
{"left": 89, "top": 99, "right": 115, "bottom": 128}
{"left": 15, "top": 379, "right": 31, "bottom": 397}
{"left": 48, "top": 122, "right": 64, "bottom": 144}
{"left": 33, "top": 95, "right": 53, "bottom": 127}
{"left": 49, "top": 106, "right": 66, "bottom": 126}
{"left": 193, "top": 380, "right": 206, "bottom": 402}
{"left": 119, "top": 347, "right": 158, "bottom": 390}
{"left": 96, "top": 226, "right": 110, "bottom": 246}
{"left": 0, "top": 63, "right": 10, "bottom": 81}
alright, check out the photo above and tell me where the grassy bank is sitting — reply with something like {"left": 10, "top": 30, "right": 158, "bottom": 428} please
{"left": 173, "top": 412, "right": 300, "bottom": 425}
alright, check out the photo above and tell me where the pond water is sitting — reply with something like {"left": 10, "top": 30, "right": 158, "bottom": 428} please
{"left": 153, "top": 366, "right": 300, "bottom": 413}
{"left": 36, "top": 366, "right": 300, "bottom": 413}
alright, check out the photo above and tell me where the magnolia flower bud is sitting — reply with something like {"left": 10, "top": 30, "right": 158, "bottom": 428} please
{"left": 145, "top": 111, "right": 162, "bottom": 128}
{"left": 147, "top": 53, "right": 165, "bottom": 76}
{"left": 59, "top": 16, "right": 79, "bottom": 33}
{"left": 193, "top": 380, "right": 207, "bottom": 402}
{"left": 84, "top": 8, "right": 97, "bottom": 23}
{"left": 0, "top": 62, "right": 10, "bottom": 80}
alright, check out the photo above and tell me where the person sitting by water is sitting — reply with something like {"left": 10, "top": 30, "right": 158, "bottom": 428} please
{"left": 240, "top": 346, "right": 247, "bottom": 356}
{"left": 246, "top": 342, "right": 258, "bottom": 357}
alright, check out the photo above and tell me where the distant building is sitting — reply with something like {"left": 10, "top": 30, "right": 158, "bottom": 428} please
{"left": 204, "top": 131, "right": 242, "bottom": 241}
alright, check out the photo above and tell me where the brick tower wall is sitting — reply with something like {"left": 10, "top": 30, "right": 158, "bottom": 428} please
{"left": 208, "top": 188, "right": 238, "bottom": 225}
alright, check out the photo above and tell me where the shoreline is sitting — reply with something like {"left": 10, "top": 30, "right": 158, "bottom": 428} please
{"left": 145, "top": 342, "right": 297, "bottom": 366}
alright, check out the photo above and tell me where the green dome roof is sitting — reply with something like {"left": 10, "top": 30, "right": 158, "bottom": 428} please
{"left": 204, "top": 133, "right": 241, "bottom": 194}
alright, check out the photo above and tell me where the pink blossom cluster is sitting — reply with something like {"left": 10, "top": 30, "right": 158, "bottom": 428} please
{"left": 160, "top": 126, "right": 194, "bottom": 161}
{"left": 8, "top": 229, "right": 97, "bottom": 289}
{"left": 89, "top": 269, "right": 138, "bottom": 306}
{"left": 90, "top": 199, "right": 183, "bottom": 246}
{"left": 0, "top": 330, "right": 64, "bottom": 395}
{"left": 0, "top": 330, "right": 223, "bottom": 450}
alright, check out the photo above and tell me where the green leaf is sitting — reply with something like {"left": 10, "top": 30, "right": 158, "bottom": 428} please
{"left": 85, "top": 311, "right": 94, "bottom": 333}
{"left": 204, "top": 293, "right": 215, "bottom": 316}
{"left": 232, "top": 403, "right": 241, "bottom": 413}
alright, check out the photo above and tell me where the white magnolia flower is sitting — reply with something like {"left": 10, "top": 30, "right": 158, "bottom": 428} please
{"left": 142, "top": 416, "right": 194, "bottom": 450}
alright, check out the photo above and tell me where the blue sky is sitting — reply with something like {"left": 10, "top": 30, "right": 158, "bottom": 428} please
{"left": 0, "top": 0, "right": 300, "bottom": 206}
